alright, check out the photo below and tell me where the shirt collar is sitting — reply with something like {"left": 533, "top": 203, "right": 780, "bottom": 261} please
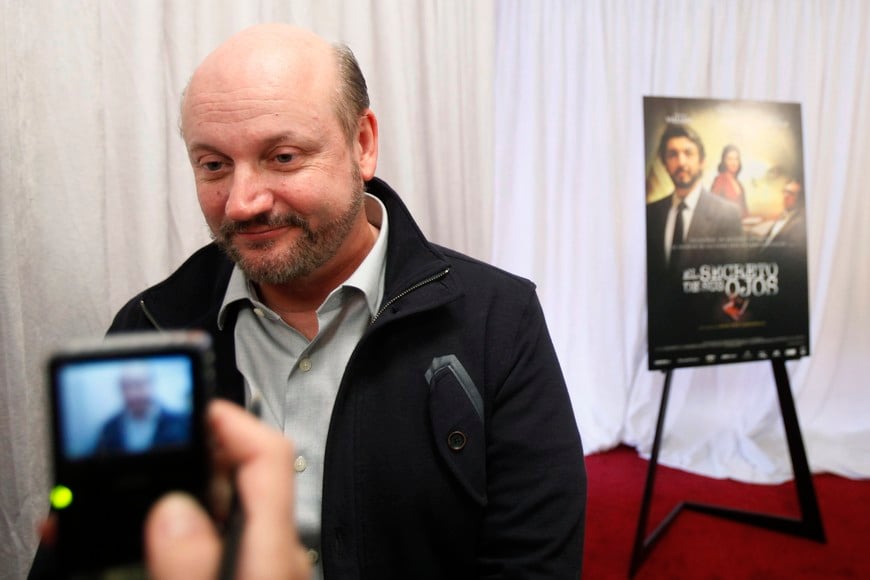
{"left": 218, "top": 266, "right": 252, "bottom": 330}
{"left": 340, "top": 194, "right": 388, "bottom": 317}
{"left": 217, "top": 193, "right": 389, "bottom": 329}
{"left": 673, "top": 182, "right": 703, "bottom": 210}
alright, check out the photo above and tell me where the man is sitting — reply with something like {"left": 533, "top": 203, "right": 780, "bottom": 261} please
{"left": 107, "top": 23, "right": 585, "bottom": 578}
{"left": 646, "top": 123, "right": 745, "bottom": 344}
{"left": 757, "top": 177, "right": 809, "bottom": 335}
{"left": 93, "top": 365, "right": 189, "bottom": 454}
{"left": 762, "top": 178, "right": 806, "bottom": 249}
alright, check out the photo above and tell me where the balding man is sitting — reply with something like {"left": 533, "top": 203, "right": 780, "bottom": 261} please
{"left": 49, "top": 24, "right": 586, "bottom": 578}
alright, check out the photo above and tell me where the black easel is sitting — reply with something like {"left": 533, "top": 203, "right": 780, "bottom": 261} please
{"left": 628, "top": 359, "right": 826, "bottom": 577}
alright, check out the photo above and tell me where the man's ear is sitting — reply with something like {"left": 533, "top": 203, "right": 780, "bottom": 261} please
{"left": 356, "top": 110, "right": 379, "bottom": 180}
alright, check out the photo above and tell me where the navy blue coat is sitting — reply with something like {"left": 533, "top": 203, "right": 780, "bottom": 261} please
{"left": 107, "top": 178, "right": 586, "bottom": 579}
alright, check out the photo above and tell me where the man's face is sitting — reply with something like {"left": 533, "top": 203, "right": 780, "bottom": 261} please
{"left": 782, "top": 181, "right": 801, "bottom": 211}
{"left": 664, "top": 136, "right": 705, "bottom": 195}
{"left": 182, "top": 46, "right": 377, "bottom": 286}
{"left": 121, "top": 377, "right": 154, "bottom": 419}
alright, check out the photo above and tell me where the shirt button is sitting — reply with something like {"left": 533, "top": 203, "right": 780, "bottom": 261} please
{"left": 307, "top": 549, "right": 320, "bottom": 564}
{"left": 299, "top": 358, "right": 312, "bottom": 372}
{"left": 294, "top": 456, "right": 307, "bottom": 473}
{"left": 253, "top": 307, "right": 265, "bottom": 318}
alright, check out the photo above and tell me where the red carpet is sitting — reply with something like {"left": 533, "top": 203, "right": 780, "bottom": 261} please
{"left": 583, "top": 445, "right": 870, "bottom": 579}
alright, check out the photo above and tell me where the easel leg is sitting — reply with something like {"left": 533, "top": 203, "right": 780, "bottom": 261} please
{"left": 628, "top": 361, "right": 825, "bottom": 577}
{"left": 771, "top": 359, "right": 825, "bottom": 541}
{"left": 628, "top": 369, "right": 674, "bottom": 577}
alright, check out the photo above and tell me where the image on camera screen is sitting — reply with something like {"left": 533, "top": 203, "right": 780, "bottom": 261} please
{"left": 57, "top": 355, "right": 194, "bottom": 460}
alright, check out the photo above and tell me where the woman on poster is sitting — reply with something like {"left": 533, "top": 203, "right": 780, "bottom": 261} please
{"left": 711, "top": 144, "right": 749, "bottom": 217}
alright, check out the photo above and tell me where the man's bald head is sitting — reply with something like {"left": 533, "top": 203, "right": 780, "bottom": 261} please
{"left": 181, "top": 23, "right": 369, "bottom": 143}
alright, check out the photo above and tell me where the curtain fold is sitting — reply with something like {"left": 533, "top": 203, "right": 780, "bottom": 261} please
{"left": 493, "top": 0, "right": 870, "bottom": 483}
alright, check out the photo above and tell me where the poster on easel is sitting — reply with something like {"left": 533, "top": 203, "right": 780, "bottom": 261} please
{"left": 644, "top": 96, "right": 810, "bottom": 370}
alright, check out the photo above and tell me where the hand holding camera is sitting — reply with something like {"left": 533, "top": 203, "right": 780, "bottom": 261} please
{"left": 46, "top": 332, "right": 310, "bottom": 578}
{"left": 145, "top": 400, "right": 310, "bottom": 580}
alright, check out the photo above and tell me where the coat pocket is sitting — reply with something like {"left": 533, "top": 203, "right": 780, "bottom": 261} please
{"left": 425, "top": 355, "right": 487, "bottom": 506}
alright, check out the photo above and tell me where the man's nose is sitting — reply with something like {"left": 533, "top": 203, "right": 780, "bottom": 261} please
{"left": 225, "top": 166, "right": 274, "bottom": 221}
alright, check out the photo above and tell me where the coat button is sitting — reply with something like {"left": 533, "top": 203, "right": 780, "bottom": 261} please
{"left": 447, "top": 430, "right": 467, "bottom": 451}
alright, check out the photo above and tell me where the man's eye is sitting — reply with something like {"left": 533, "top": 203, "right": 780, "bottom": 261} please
{"left": 203, "top": 161, "right": 224, "bottom": 172}
{"left": 274, "top": 153, "right": 294, "bottom": 163}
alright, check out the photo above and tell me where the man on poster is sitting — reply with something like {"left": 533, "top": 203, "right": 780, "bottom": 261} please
{"left": 646, "top": 123, "right": 745, "bottom": 345}
{"left": 762, "top": 178, "right": 806, "bottom": 250}
{"left": 755, "top": 177, "right": 809, "bottom": 336}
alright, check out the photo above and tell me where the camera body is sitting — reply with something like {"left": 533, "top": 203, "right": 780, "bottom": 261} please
{"left": 47, "top": 330, "right": 215, "bottom": 572}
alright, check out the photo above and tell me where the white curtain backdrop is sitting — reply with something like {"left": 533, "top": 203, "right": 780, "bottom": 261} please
{"left": 494, "top": 0, "right": 870, "bottom": 484}
{"left": 3, "top": 0, "right": 869, "bottom": 577}
{"left": 0, "top": 1, "right": 493, "bottom": 576}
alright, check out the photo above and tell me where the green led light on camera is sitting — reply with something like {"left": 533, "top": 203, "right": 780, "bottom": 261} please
{"left": 50, "top": 485, "right": 73, "bottom": 510}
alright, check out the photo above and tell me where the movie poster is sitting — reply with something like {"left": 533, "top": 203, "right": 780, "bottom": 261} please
{"left": 644, "top": 96, "right": 810, "bottom": 369}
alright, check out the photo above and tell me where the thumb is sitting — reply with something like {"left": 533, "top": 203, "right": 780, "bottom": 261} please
{"left": 145, "top": 493, "right": 220, "bottom": 580}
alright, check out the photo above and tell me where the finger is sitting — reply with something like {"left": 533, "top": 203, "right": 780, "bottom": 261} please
{"left": 144, "top": 493, "right": 220, "bottom": 580}
{"left": 207, "top": 428, "right": 236, "bottom": 524}
{"left": 207, "top": 400, "right": 309, "bottom": 577}
{"left": 207, "top": 401, "right": 296, "bottom": 521}
{"left": 209, "top": 468, "right": 234, "bottom": 524}
{"left": 38, "top": 515, "right": 57, "bottom": 547}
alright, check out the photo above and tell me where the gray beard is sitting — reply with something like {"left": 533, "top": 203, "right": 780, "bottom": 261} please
{"left": 213, "top": 178, "right": 366, "bottom": 285}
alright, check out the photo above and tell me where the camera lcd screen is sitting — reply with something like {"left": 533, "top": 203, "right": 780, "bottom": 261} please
{"left": 56, "top": 355, "right": 194, "bottom": 461}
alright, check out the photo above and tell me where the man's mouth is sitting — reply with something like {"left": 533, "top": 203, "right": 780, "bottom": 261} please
{"left": 235, "top": 225, "right": 287, "bottom": 237}
{"left": 220, "top": 213, "right": 309, "bottom": 243}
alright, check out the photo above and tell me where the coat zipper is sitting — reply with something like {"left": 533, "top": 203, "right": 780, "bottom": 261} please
{"left": 370, "top": 267, "right": 451, "bottom": 325}
{"left": 139, "top": 299, "right": 164, "bottom": 331}
{"left": 138, "top": 268, "right": 451, "bottom": 330}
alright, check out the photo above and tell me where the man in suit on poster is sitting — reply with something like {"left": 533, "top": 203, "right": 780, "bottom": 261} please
{"left": 646, "top": 123, "right": 744, "bottom": 344}
{"left": 757, "top": 177, "right": 809, "bottom": 335}
{"left": 762, "top": 178, "right": 806, "bottom": 250}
